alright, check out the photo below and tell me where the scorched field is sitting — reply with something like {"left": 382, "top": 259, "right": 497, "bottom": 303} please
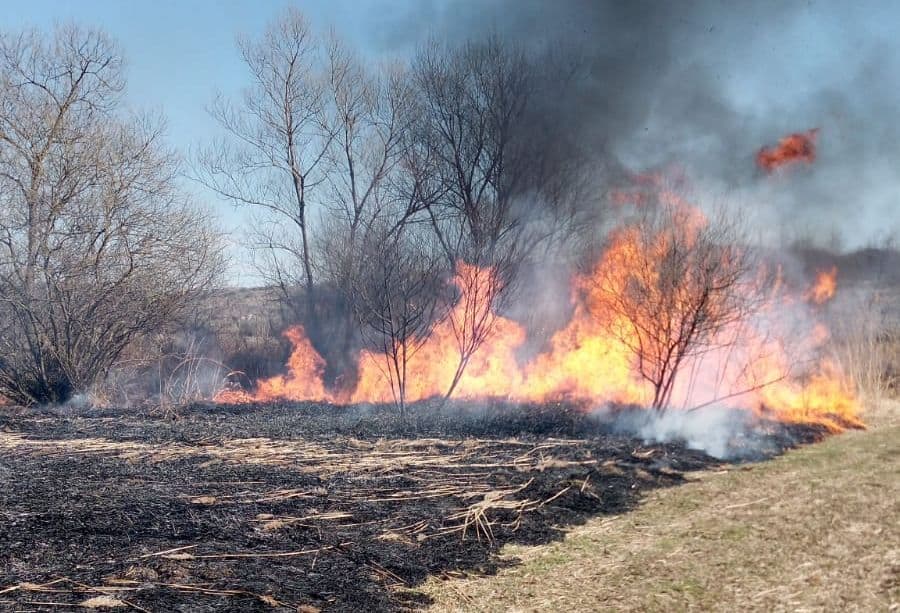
{"left": 0, "top": 401, "right": 838, "bottom": 612}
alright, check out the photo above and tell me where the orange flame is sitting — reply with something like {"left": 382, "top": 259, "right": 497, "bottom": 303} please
{"left": 214, "top": 326, "right": 333, "bottom": 404}
{"left": 216, "top": 194, "right": 861, "bottom": 433}
{"left": 805, "top": 267, "right": 837, "bottom": 305}
{"left": 757, "top": 129, "right": 818, "bottom": 172}
{"left": 351, "top": 262, "right": 528, "bottom": 404}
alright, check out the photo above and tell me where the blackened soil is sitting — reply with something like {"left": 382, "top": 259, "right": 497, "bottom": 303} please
{"left": 0, "top": 401, "right": 826, "bottom": 611}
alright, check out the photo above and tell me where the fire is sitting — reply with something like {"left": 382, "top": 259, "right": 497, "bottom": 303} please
{"left": 351, "top": 263, "right": 528, "bottom": 404}
{"left": 757, "top": 359, "right": 862, "bottom": 432}
{"left": 216, "top": 192, "right": 861, "bottom": 433}
{"left": 756, "top": 129, "right": 818, "bottom": 172}
{"left": 806, "top": 267, "right": 837, "bottom": 305}
{"left": 215, "top": 326, "right": 333, "bottom": 404}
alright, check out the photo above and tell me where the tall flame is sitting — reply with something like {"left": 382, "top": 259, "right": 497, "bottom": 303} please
{"left": 216, "top": 195, "right": 861, "bottom": 432}
{"left": 215, "top": 326, "right": 333, "bottom": 404}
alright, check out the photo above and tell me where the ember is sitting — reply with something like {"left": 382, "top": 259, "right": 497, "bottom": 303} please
{"left": 756, "top": 129, "right": 819, "bottom": 172}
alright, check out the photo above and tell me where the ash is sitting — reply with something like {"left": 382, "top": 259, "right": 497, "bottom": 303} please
{"left": 0, "top": 401, "right": 826, "bottom": 611}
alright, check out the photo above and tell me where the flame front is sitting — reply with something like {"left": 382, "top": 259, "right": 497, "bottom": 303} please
{"left": 215, "top": 325, "right": 334, "bottom": 404}
{"left": 216, "top": 198, "right": 861, "bottom": 432}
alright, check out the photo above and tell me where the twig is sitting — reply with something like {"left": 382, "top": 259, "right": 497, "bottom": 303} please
{"left": 136, "top": 544, "right": 198, "bottom": 559}
{"left": 539, "top": 486, "right": 572, "bottom": 507}
{"left": 0, "top": 578, "right": 68, "bottom": 595}
{"left": 171, "top": 546, "right": 333, "bottom": 560}
{"left": 122, "top": 600, "right": 152, "bottom": 613}
{"left": 721, "top": 497, "right": 770, "bottom": 511}
{"left": 687, "top": 376, "right": 788, "bottom": 412}
{"left": 159, "top": 583, "right": 246, "bottom": 596}
{"left": 367, "top": 561, "right": 408, "bottom": 586}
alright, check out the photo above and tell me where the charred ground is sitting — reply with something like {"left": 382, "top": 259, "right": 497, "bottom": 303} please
{"left": 0, "top": 402, "right": 830, "bottom": 612}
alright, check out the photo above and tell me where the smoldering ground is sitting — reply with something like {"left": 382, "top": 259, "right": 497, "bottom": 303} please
{"left": 0, "top": 400, "right": 731, "bottom": 611}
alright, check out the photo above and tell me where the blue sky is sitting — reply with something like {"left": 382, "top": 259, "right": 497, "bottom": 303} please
{"left": 3, "top": 1, "right": 412, "bottom": 156}
{"left": 4, "top": 1, "right": 426, "bottom": 279}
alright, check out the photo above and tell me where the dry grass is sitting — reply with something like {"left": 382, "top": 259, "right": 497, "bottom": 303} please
{"left": 0, "top": 432, "right": 582, "bottom": 477}
{"left": 422, "top": 417, "right": 900, "bottom": 612}
{"left": 0, "top": 432, "right": 613, "bottom": 545}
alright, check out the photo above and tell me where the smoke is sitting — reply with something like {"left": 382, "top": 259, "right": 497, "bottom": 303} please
{"left": 358, "top": 0, "right": 900, "bottom": 249}
{"left": 597, "top": 405, "right": 768, "bottom": 460}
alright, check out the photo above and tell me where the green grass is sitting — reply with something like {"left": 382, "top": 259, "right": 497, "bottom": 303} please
{"left": 423, "top": 418, "right": 900, "bottom": 612}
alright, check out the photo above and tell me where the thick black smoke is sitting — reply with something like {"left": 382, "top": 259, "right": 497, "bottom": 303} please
{"left": 357, "top": 0, "right": 900, "bottom": 249}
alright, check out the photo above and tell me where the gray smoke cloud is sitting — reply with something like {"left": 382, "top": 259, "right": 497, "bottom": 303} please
{"left": 356, "top": 0, "right": 900, "bottom": 249}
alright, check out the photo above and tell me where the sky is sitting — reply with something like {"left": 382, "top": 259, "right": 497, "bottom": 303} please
{"left": 5, "top": 1, "right": 399, "bottom": 152}
{"left": 5, "top": 1, "right": 900, "bottom": 281}
{"left": 4, "top": 0, "right": 417, "bottom": 280}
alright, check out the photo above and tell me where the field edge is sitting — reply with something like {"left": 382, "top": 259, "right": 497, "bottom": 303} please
{"left": 420, "top": 418, "right": 900, "bottom": 612}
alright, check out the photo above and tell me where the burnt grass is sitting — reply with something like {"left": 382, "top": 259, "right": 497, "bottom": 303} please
{"left": 0, "top": 400, "right": 831, "bottom": 612}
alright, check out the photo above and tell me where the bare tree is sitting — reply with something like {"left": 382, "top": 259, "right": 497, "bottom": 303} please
{"left": 313, "top": 38, "right": 429, "bottom": 384}
{"left": 198, "top": 11, "right": 434, "bottom": 387}
{"left": 318, "top": 38, "right": 418, "bottom": 257}
{"left": 588, "top": 200, "right": 766, "bottom": 411}
{"left": 0, "top": 25, "right": 224, "bottom": 405}
{"left": 198, "top": 19, "right": 594, "bottom": 398}
{"left": 352, "top": 227, "right": 449, "bottom": 419}
{"left": 407, "top": 37, "right": 533, "bottom": 402}
{"left": 197, "top": 8, "right": 331, "bottom": 326}
{"left": 412, "top": 35, "right": 534, "bottom": 259}
{"left": 413, "top": 36, "right": 593, "bottom": 256}
{"left": 408, "top": 36, "right": 595, "bottom": 400}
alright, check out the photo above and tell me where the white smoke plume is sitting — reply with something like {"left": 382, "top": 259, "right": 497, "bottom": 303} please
{"left": 596, "top": 405, "right": 772, "bottom": 460}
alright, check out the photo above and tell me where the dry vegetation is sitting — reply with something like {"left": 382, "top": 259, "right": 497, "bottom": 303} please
{"left": 192, "top": 9, "right": 596, "bottom": 410}
{"left": 0, "top": 402, "right": 735, "bottom": 611}
{"left": 0, "top": 13, "right": 896, "bottom": 418}
{"left": 0, "top": 25, "right": 223, "bottom": 407}
{"left": 422, "top": 405, "right": 900, "bottom": 612}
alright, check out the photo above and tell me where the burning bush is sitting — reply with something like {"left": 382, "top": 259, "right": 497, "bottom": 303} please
{"left": 583, "top": 199, "right": 766, "bottom": 411}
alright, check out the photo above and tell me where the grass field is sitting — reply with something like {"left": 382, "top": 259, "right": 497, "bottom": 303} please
{"left": 423, "top": 409, "right": 900, "bottom": 612}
